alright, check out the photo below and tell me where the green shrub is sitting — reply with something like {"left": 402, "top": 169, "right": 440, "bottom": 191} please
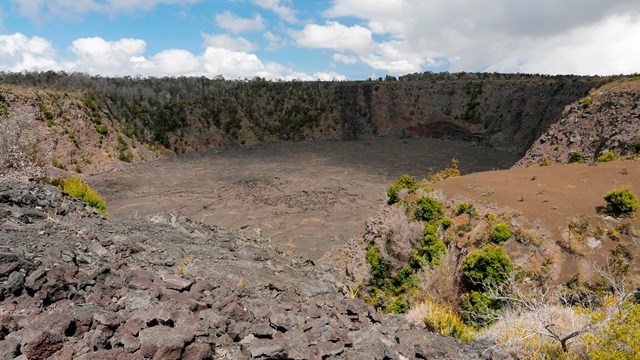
{"left": 491, "top": 223, "right": 512, "bottom": 243}
{"left": 580, "top": 96, "right": 592, "bottom": 109}
{"left": 387, "top": 174, "right": 420, "bottom": 204}
{"left": 118, "top": 151, "right": 133, "bottom": 163}
{"left": 390, "top": 266, "right": 415, "bottom": 294}
{"left": 597, "top": 150, "right": 616, "bottom": 163}
{"left": 462, "top": 244, "right": 512, "bottom": 290}
{"left": 441, "top": 217, "right": 452, "bottom": 229}
{"left": 385, "top": 295, "right": 409, "bottom": 314}
{"left": 457, "top": 202, "right": 475, "bottom": 216}
{"left": 630, "top": 141, "right": 640, "bottom": 155}
{"left": 415, "top": 197, "right": 443, "bottom": 222}
{"left": 52, "top": 177, "right": 107, "bottom": 214}
{"left": 95, "top": 124, "right": 109, "bottom": 135}
{"left": 568, "top": 151, "right": 585, "bottom": 163}
{"left": 604, "top": 189, "right": 638, "bottom": 217}
{"left": 365, "top": 245, "right": 390, "bottom": 289}
{"left": 459, "top": 290, "right": 501, "bottom": 328}
{"left": 410, "top": 234, "right": 447, "bottom": 269}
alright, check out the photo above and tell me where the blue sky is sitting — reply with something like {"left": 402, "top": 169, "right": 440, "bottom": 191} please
{"left": 1, "top": 1, "right": 639, "bottom": 80}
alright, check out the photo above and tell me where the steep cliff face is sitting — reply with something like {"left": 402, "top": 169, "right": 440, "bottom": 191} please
{"left": 0, "top": 73, "right": 606, "bottom": 176}
{"left": 334, "top": 77, "right": 601, "bottom": 153}
{"left": 515, "top": 78, "right": 640, "bottom": 167}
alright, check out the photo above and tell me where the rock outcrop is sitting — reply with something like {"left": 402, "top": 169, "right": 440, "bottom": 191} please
{"left": 515, "top": 78, "right": 640, "bottom": 167}
{"left": 0, "top": 183, "right": 494, "bottom": 359}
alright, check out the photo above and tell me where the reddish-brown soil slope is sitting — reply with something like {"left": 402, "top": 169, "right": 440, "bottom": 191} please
{"left": 436, "top": 160, "right": 640, "bottom": 283}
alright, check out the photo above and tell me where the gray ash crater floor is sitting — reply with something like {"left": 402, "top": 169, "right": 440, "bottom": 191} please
{"left": 91, "top": 138, "right": 519, "bottom": 259}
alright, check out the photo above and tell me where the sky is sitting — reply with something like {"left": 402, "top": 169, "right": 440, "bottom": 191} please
{"left": 1, "top": 0, "right": 639, "bottom": 80}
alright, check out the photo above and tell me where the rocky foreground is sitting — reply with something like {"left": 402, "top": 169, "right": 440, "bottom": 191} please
{"left": 0, "top": 183, "right": 494, "bottom": 360}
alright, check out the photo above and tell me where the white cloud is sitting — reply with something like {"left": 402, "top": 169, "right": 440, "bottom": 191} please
{"left": 69, "top": 37, "right": 147, "bottom": 75}
{"left": 215, "top": 11, "right": 265, "bottom": 33}
{"left": 360, "top": 40, "right": 426, "bottom": 74}
{"left": 202, "top": 33, "right": 256, "bottom": 52}
{"left": 0, "top": 33, "right": 60, "bottom": 72}
{"left": 202, "top": 47, "right": 285, "bottom": 79}
{"left": 285, "top": 71, "right": 347, "bottom": 81}
{"left": 150, "top": 49, "right": 201, "bottom": 76}
{"left": 324, "top": 0, "right": 406, "bottom": 34}
{"left": 0, "top": 32, "right": 344, "bottom": 80}
{"left": 507, "top": 15, "right": 640, "bottom": 75}
{"left": 323, "top": 0, "right": 640, "bottom": 75}
{"left": 292, "top": 21, "right": 375, "bottom": 54}
{"left": 251, "top": 0, "right": 296, "bottom": 23}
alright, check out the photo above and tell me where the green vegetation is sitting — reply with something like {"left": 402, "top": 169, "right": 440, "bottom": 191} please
{"left": 585, "top": 302, "right": 640, "bottom": 359}
{"left": 365, "top": 245, "right": 391, "bottom": 289}
{"left": 459, "top": 290, "right": 501, "bottom": 328}
{"left": 365, "top": 244, "right": 411, "bottom": 313}
{"left": 39, "top": 101, "right": 54, "bottom": 121}
{"left": 414, "top": 196, "right": 444, "bottom": 222}
{"left": 604, "top": 189, "right": 638, "bottom": 217}
{"left": 568, "top": 151, "right": 585, "bottom": 163}
{"left": 426, "top": 159, "right": 461, "bottom": 183}
{"left": 51, "top": 177, "right": 107, "bottom": 214}
{"left": 462, "top": 244, "right": 512, "bottom": 290}
{"left": 366, "top": 189, "right": 448, "bottom": 314}
{"left": 580, "top": 96, "right": 592, "bottom": 109}
{"left": 95, "top": 124, "right": 109, "bottom": 135}
{"left": 457, "top": 202, "right": 475, "bottom": 216}
{"left": 491, "top": 223, "right": 512, "bottom": 244}
{"left": 409, "top": 227, "right": 447, "bottom": 270}
{"left": 117, "top": 136, "right": 133, "bottom": 163}
{"left": 597, "top": 150, "right": 616, "bottom": 163}
{"left": 387, "top": 174, "right": 420, "bottom": 204}
{"left": 459, "top": 244, "right": 512, "bottom": 327}
{"left": 51, "top": 157, "right": 67, "bottom": 170}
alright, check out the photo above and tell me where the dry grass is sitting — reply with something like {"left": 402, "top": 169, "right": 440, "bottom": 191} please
{"left": 415, "top": 250, "right": 459, "bottom": 305}
{"left": 407, "top": 298, "right": 475, "bottom": 342}
{"left": 480, "top": 305, "right": 590, "bottom": 359}
{"left": 381, "top": 206, "right": 424, "bottom": 269}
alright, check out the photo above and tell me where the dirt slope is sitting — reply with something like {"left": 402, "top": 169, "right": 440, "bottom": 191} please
{"left": 435, "top": 160, "right": 640, "bottom": 283}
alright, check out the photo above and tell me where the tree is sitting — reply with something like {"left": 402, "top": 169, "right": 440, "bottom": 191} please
{"left": 414, "top": 197, "right": 444, "bottom": 222}
{"left": 481, "top": 258, "right": 637, "bottom": 357}
{"left": 462, "top": 244, "right": 512, "bottom": 290}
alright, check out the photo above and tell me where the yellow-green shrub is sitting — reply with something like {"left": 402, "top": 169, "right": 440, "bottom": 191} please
{"left": 52, "top": 177, "right": 107, "bottom": 214}
{"left": 584, "top": 302, "right": 640, "bottom": 360}
{"left": 414, "top": 299, "right": 475, "bottom": 341}
{"left": 597, "top": 150, "right": 616, "bottom": 163}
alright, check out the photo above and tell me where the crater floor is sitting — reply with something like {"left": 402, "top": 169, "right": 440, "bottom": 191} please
{"left": 91, "top": 138, "right": 519, "bottom": 259}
